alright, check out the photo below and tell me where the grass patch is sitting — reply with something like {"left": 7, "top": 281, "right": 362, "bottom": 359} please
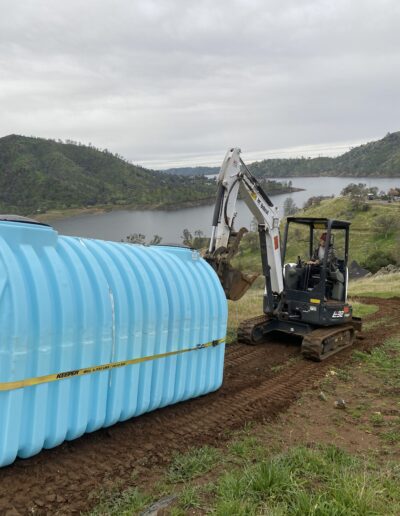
{"left": 335, "top": 368, "right": 352, "bottom": 382}
{"left": 227, "top": 288, "right": 264, "bottom": 343}
{"left": 213, "top": 444, "right": 400, "bottom": 515}
{"left": 177, "top": 485, "right": 201, "bottom": 510}
{"left": 228, "top": 435, "right": 265, "bottom": 461}
{"left": 382, "top": 430, "right": 400, "bottom": 444}
{"left": 370, "top": 412, "right": 386, "bottom": 427}
{"left": 350, "top": 300, "right": 378, "bottom": 318}
{"left": 167, "top": 446, "right": 220, "bottom": 483}
{"left": 349, "top": 402, "right": 371, "bottom": 420}
{"left": 349, "top": 272, "right": 400, "bottom": 298}
{"left": 88, "top": 486, "right": 151, "bottom": 516}
{"left": 354, "top": 337, "right": 400, "bottom": 389}
{"left": 362, "top": 316, "right": 394, "bottom": 332}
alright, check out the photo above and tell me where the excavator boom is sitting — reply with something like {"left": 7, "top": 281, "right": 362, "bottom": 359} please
{"left": 205, "top": 148, "right": 283, "bottom": 310}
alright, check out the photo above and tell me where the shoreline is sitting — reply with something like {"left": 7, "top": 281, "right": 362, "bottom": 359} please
{"left": 34, "top": 187, "right": 303, "bottom": 223}
{"left": 34, "top": 197, "right": 217, "bottom": 223}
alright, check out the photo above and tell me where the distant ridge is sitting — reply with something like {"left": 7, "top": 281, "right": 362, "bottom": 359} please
{"left": 162, "top": 166, "right": 219, "bottom": 176}
{"left": 0, "top": 135, "right": 216, "bottom": 215}
{"left": 162, "top": 132, "right": 400, "bottom": 178}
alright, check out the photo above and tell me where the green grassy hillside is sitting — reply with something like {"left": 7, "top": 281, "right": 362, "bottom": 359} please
{"left": 234, "top": 197, "right": 400, "bottom": 274}
{"left": 0, "top": 135, "right": 216, "bottom": 215}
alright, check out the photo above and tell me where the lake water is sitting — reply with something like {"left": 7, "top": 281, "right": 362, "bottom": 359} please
{"left": 50, "top": 176, "right": 400, "bottom": 244}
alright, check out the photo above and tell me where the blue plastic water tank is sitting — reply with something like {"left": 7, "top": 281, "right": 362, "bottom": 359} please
{"left": 0, "top": 220, "right": 227, "bottom": 467}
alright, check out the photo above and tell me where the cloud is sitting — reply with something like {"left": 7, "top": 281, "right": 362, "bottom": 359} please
{"left": 0, "top": 0, "right": 399, "bottom": 167}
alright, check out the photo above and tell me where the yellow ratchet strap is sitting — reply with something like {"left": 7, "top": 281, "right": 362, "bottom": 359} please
{"left": 0, "top": 337, "right": 226, "bottom": 392}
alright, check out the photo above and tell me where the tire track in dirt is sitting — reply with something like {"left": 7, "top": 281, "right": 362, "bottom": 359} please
{"left": 0, "top": 297, "right": 399, "bottom": 515}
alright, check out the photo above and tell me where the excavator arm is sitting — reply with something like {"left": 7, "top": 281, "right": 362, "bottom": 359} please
{"left": 205, "top": 148, "right": 284, "bottom": 313}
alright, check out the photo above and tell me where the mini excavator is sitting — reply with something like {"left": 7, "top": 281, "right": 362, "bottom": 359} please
{"left": 205, "top": 148, "right": 362, "bottom": 361}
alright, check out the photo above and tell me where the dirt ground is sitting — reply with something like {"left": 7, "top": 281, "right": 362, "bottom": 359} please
{"left": 0, "top": 297, "right": 398, "bottom": 515}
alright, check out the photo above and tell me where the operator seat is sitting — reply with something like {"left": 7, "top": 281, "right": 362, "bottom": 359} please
{"left": 284, "top": 261, "right": 344, "bottom": 301}
{"left": 284, "top": 263, "right": 305, "bottom": 290}
{"left": 328, "top": 260, "right": 345, "bottom": 301}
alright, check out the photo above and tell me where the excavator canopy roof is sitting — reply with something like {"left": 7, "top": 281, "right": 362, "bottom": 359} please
{"left": 286, "top": 217, "right": 351, "bottom": 230}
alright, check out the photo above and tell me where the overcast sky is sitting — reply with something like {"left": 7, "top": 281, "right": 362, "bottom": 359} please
{"left": 1, "top": 0, "right": 399, "bottom": 168}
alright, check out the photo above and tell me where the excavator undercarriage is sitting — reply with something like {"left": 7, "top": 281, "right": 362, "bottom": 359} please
{"left": 237, "top": 314, "right": 362, "bottom": 361}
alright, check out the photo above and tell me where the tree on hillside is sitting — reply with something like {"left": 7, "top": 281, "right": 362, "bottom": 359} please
{"left": 181, "top": 228, "right": 193, "bottom": 247}
{"left": 126, "top": 233, "right": 146, "bottom": 244}
{"left": 193, "top": 230, "right": 209, "bottom": 249}
{"left": 303, "top": 195, "right": 333, "bottom": 209}
{"left": 283, "top": 197, "right": 299, "bottom": 216}
{"left": 125, "top": 233, "right": 163, "bottom": 245}
{"left": 373, "top": 214, "right": 400, "bottom": 239}
{"left": 149, "top": 234, "right": 163, "bottom": 245}
{"left": 340, "top": 183, "right": 369, "bottom": 211}
{"left": 341, "top": 183, "right": 368, "bottom": 198}
{"left": 388, "top": 187, "right": 400, "bottom": 198}
{"left": 181, "top": 229, "right": 209, "bottom": 249}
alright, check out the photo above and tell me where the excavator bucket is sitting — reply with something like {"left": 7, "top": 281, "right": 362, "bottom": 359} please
{"left": 205, "top": 256, "right": 258, "bottom": 300}
{"left": 217, "top": 262, "right": 259, "bottom": 301}
{"left": 205, "top": 227, "right": 259, "bottom": 301}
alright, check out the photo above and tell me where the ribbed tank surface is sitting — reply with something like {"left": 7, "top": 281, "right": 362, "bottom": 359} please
{"left": 0, "top": 221, "right": 227, "bottom": 467}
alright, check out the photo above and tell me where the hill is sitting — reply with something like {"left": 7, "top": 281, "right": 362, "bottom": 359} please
{"left": 163, "top": 132, "right": 400, "bottom": 178}
{"left": 0, "top": 135, "right": 217, "bottom": 215}
{"left": 251, "top": 131, "right": 400, "bottom": 178}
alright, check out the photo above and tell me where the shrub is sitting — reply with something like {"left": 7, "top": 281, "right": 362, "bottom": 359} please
{"left": 373, "top": 213, "right": 400, "bottom": 238}
{"left": 360, "top": 250, "right": 396, "bottom": 273}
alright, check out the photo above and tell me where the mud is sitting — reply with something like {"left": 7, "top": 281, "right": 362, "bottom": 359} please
{"left": 0, "top": 297, "right": 398, "bottom": 515}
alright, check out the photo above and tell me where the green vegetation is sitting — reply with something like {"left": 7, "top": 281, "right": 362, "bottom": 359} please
{"left": 88, "top": 486, "right": 151, "bottom": 516}
{"left": 234, "top": 196, "right": 400, "bottom": 274}
{"left": 227, "top": 287, "right": 264, "bottom": 343}
{"left": 212, "top": 444, "right": 400, "bottom": 515}
{"left": 284, "top": 197, "right": 400, "bottom": 270}
{"left": 0, "top": 135, "right": 303, "bottom": 217}
{"left": 0, "top": 135, "right": 217, "bottom": 215}
{"left": 349, "top": 273, "right": 400, "bottom": 298}
{"left": 250, "top": 131, "right": 400, "bottom": 178}
{"left": 354, "top": 337, "right": 400, "bottom": 390}
{"left": 258, "top": 179, "right": 303, "bottom": 195}
{"left": 166, "top": 132, "right": 400, "bottom": 178}
{"left": 350, "top": 301, "right": 378, "bottom": 318}
{"left": 89, "top": 440, "right": 400, "bottom": 515}
{"left": 125, "top": 233, "right": 162, "bottom": 245}
{"left": 167, "top": 446, "right": 221, "bottom": 483}
{"left": 283, "top": 196, "right": 299, "bottom": 216}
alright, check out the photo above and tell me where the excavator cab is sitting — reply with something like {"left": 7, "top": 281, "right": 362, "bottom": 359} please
{"left": 281, "top": 217, "right": 349, "bottom": 306}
